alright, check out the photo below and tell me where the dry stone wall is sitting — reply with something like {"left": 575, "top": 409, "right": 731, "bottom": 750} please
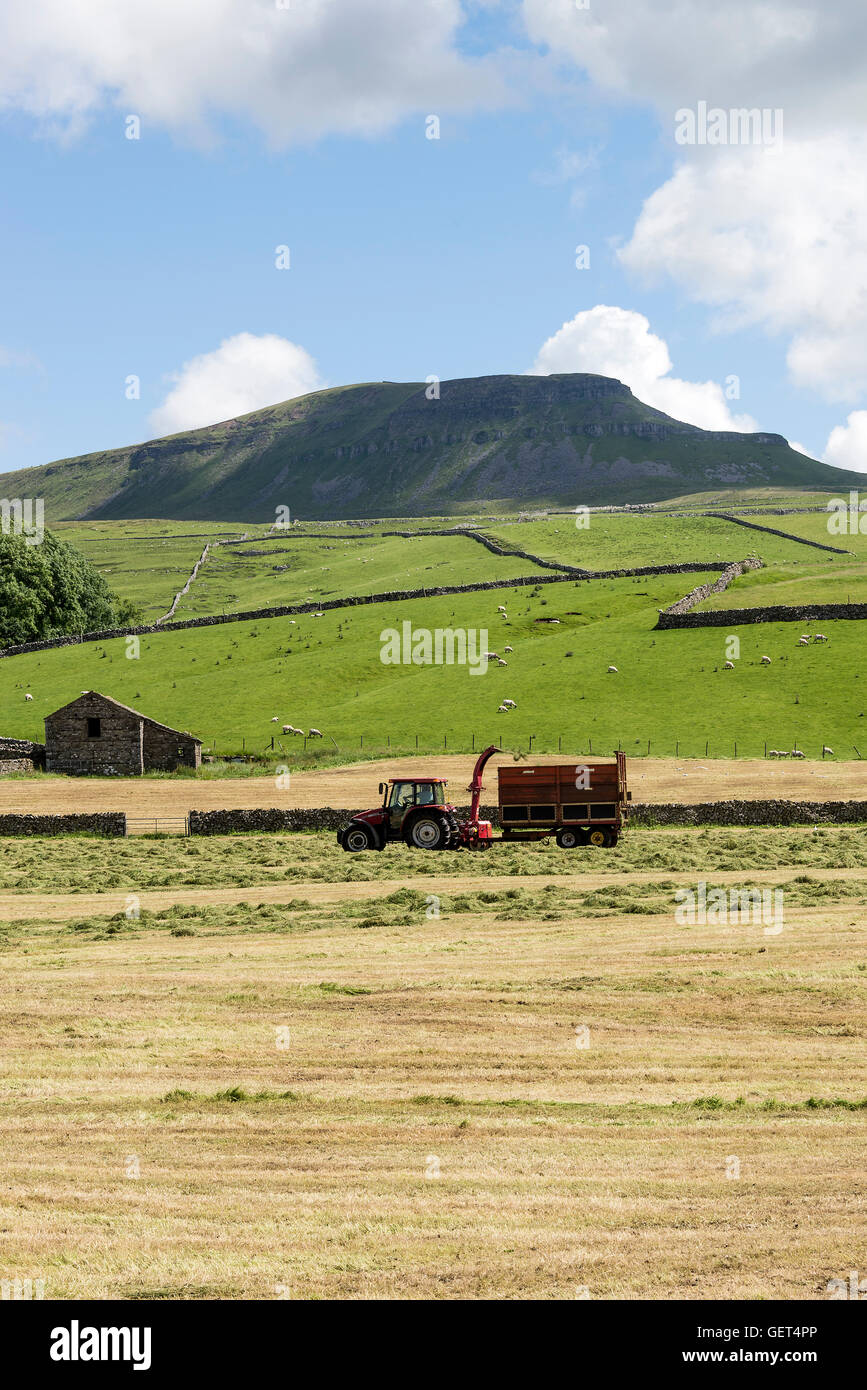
{"left": 0, "top": 813, "right": 125, "bottom": 835}
{"left": 0, "top": 562, "right": 732, "bottom": 659}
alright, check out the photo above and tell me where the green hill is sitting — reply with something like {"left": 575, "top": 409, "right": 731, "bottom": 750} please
{"left": 1, "top": 374, "right": 861, "bottom": 523}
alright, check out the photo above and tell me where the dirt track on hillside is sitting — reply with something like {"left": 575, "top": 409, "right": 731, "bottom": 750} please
{"left": 0, "top": 754, "right": 860, "bottom": 817}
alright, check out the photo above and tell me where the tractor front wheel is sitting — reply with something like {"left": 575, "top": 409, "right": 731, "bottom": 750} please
{"left": 406, "top": 815, "right": 448, "bottom": 850}
{"left": 341, "top": 823, "right": 375, "bottom": 853}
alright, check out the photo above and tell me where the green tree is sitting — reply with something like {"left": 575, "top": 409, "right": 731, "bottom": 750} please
{"left": 0, "top": 529, "right": 141, "bottom": 646}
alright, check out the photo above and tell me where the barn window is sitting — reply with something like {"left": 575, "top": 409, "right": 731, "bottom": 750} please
{"left": 86, "top": 717, "right": 102, "bottom": 739}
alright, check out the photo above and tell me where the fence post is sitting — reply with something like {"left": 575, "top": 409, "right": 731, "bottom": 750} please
{"left": 415, "top": 734, "right": 418, "bottom": 749}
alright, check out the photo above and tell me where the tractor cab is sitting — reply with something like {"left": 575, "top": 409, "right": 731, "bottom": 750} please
{"left": 382, "top": 778, "right": 448, "bottom": 833}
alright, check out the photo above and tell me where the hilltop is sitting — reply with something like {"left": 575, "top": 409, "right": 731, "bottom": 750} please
{"left": 0, "top": 374, "right": 861, "bottom": 522}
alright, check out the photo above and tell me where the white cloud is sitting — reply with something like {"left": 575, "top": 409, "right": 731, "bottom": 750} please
{"left": 0, "top": 0, "right": 508, "bottom": 144}
{"left": 521, "top": 0, "right": 867, "bottom": 136}
{"left": 529, "top": 305, "right": 758, "bottom": 432}
{"left": 823, "top": 410, "right": 867, "bottom": 474}
{"left": 618, "top": 137, "right": 867, "bottom": 404}
{"left": 149, "top": 333, "right": 323, "bottom": 436}
{"left": 521, "top": 1, "right": 867, "bottom": 404}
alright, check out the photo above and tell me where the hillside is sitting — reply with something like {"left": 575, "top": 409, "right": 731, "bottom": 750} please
{"left": 1, "top": 374, "right": 861, "bottom": 523}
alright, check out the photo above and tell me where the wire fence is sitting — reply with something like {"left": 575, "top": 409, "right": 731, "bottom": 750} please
{"left": 201, "top": 733, "right": 859, "bottom": 762}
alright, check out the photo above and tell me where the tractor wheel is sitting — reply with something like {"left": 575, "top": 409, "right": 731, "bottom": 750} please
{"left": 587, "top": 827, "right": 608, "bottom": 848}
{"left": 556, "top": 827, "right": 581, "bottom": 849}
{"left": 341, "top": 823, "right": 375, "bottom": 853}
{"left": 406, "top": 815, "right": 448, "bottom": 851}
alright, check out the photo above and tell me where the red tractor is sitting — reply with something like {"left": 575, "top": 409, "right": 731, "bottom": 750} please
{"left": 338, "top": 744, "right": 629, "bottom": 853}
{"left": 337, "top": 746, "right": 496, "bottom": 852}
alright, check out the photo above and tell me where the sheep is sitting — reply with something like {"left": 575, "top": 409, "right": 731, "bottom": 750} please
{"left": 607, "top": 665, "right": 618, "bottom": 673}
{"left": 790, "top": 749, "right": 805, "bottom": 759}
{"left": 760, "top": 655, "right": 771, "bottom": 665}
{"left": 313, "top": 612, "right": 324, "bottom": 618}
{"left": 797, "top": 637, "right": 809, "bottom": 646}
{"left": 497, "top": 658, "right": 508, "bottom": 666}
{"left": 281, "top": 725, "right": 293, "bottom": 735}
{"left": 497, "top": 605, "right": 507, "bottom": 613}
{"left": 504, "top": 645, "right": 513, "bottom": 653}
{"left": 822, "top": 745, "right": 834, "bottom": 757}
{"left": 502, "top": 699, "right": 517, "bottom": 708}
{"left": 484, "top": 651, "right": 499, "bottom": 661}
{"left": 497, "top": 704, "right": 508, "bottom": 713}
{"left": 270, "top": 717, "right": 279, "bottom": 722}
{"left": 24, "top": 693, "right": 33, "bottom": 701}
{"left": 308, "top": 727, "right": 324, "bottom": 738}
{"left": 813, "top": 633, "right": 828, "bottom": 642}
{"left": 724, "top": 661, "right": 735, "bottom": 670}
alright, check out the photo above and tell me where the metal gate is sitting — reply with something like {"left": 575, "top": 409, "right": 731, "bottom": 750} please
{"left": 125, "top": 816, "right": 190, "bottom": 836}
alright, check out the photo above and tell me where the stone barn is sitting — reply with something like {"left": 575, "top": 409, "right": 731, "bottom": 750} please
{"left": 44, "top": 692, "right": 202, "bottom": 776}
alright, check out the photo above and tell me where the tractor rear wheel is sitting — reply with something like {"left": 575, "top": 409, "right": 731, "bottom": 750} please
{"left": 406, "top": 815, "right": 448, "bottom": 850}
{"left": 556, "top": 827, "right": 581, "bottom": 849}
{"left": 341, "top": 823, "right": 375, "bottom": 853}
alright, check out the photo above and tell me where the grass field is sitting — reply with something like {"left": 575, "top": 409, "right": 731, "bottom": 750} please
{"left": 1, "top": 825, "right": 864, "bottom": 1299}
{"left": 2, "top": 574, "right": 865, "bottom": 758}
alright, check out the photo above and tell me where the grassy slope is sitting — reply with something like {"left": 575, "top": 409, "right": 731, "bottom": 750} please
{"left": 3, "top": 574, "right": 867, "bottom": 758}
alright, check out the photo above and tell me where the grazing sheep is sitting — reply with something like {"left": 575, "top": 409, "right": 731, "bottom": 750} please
{"left": 607, "top": 665, "right": 618, "bottom": 673}
{"left": 504, "top": 645, "right": 513, "bottom": 653}
{"left": 270, "top": 717, "right": 279, "bottom": 723}
{"left": 24, "top": 693, "right": 33, "bottom": 701}
{"left": 497, "top": 658, "right": 508, "bottom": 666}
{"left": 760, "top": 655, "right": 771, "bottom": 665}
{"left": 791, "top": 749, "right": 805, "bottom": 758}
{"left": 497, "top": 605, "right": 507, "bottom": 613}
{"left": 797, "top": 637, "right": 809, "bottom": 646}
{"left": 813, "top": 633, "right": 828, "bottom": 642}
{"left": 313, "top": 612, "right": 324, "bottom": 618}
{"left": 308, "top": 728, "right": 324, "bottom": 738}
{"left": 502, "top": 699, "right": 516, "bottom": 708}
{"left": 497, "top": 704, "right": 508, "bottom": 712}
{"left": 822, "top": 745, "right": 834, "bottom": 757}
{"left": 724, "top": 661, "right": 735, "bottom": 670}
{"left": 281, "top": 725, "right": 292, "bottom": 735}
{"left": 484, "top": 651, "right": 499, "bottom": 660}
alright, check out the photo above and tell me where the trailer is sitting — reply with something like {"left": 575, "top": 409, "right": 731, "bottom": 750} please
{"left": 497, "top": 752, "right": 629, "bottom": 848}
{"left": 337, "top": 745, "right": 629, "bottom": 852}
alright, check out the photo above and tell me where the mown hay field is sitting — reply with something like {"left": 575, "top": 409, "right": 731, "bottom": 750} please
{"left": 0, "top": 830, "right": 865, "bottom": 1300}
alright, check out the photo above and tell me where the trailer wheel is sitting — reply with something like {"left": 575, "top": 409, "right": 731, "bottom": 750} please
{"left": 341, "top": 824, "right": 375, "bottom": 853}
{"left": 588, "top": 828, "right": 608, "bottom": 848}
{"left": 556, "top": 828, "right": 581, "bottom": 849}
{"left": 406, "top": 815, "right": 448, "bottom": 850}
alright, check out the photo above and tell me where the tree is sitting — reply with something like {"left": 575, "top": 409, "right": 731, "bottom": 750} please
{"left": 0, "top": 530, "right": 141, "bottom": 647}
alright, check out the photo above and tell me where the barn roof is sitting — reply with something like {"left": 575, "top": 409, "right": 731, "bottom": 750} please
{"left": 44, "top": 691, "right": 201, "bottom": 743}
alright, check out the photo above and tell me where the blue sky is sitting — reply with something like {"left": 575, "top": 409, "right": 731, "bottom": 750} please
{"left": 1, "top": 0, "right": 865, "bottom": 474}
